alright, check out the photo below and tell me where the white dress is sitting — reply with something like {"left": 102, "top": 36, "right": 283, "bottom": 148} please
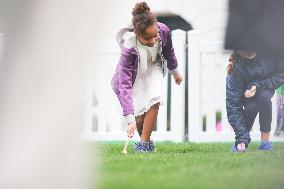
{"left": 132, "top": 39, "right": 164, "bottom": 117}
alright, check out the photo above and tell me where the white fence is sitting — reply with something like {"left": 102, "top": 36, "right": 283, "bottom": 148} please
{"left": 84, "top": 30, "right": 283, "bottom": 142}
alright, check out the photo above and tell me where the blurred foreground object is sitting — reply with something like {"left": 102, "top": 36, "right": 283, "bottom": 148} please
{"left": 0, "top": 0, "right": 98, "bottom": 188}
{"left": 225, "top": 0, "right": 284, "bottom": 57}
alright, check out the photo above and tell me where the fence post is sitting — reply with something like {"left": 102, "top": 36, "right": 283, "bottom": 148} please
{"left": 204, "top": 51, "right": 216, "bottom": 132}
{"left": 187, "top": 30, "right": 202, "bottom": 142}
{"left": 171, "top": 30, "right": 186, "bottom": 142}
{"left": 0, "top": 33, "right": 3, "bottom": 66}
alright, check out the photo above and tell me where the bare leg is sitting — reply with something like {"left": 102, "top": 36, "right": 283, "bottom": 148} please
{"left": 141, "top": 102, "right": 160, "bottom": 142}
{"left": 261, "top": 132, "right": 270, "bottom": 141}
{"left": 135, "top": 114, "right": 145, "bottom": 137}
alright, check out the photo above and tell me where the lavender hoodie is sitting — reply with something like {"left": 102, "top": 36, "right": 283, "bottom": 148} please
{"left": 111, "top": 22, "right": 179, "bottom": 124}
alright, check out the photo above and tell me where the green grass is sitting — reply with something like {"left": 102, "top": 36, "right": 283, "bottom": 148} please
{"left": 90, "top": 142, "right": 284, "bottom": 189}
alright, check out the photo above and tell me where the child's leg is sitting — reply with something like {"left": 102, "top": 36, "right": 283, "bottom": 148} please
{"left": 244, "top": 97, "right": 259, "bottom": 131}
{"left": 135, "top": 114, "right": 145, "bottom": 137}
{"left": 233, "top": 97, "right": 259, "bottom": 151}
{"left": 256, "top": 89, "right": 273, "bottom": 141}
{"left": 226, "top": 74, "right": 251, "bottom": 151}
{"left": 141, "top": 102, "right": 160, "bottom": 142}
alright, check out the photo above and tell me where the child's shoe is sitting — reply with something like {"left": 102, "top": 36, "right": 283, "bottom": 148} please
{"left": 134, "top": 141, "right": 155, "bottom": 153}
{"left": 230, "top": 144, "right": 246, "bottom": 153}
{"left": 258, "top": 141, "right": 273, "bottom": 151}
{"left": 149, "top": 140, "right": 156, "bottom": 152}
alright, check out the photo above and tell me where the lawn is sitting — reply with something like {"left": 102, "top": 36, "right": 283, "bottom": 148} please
{"left": 90, "top": 142, "right": 284, "bottom": 189}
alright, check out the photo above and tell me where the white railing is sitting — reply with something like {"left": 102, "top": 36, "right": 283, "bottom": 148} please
{"left": 84, "top": 30, "right": 283, "bottom": 142}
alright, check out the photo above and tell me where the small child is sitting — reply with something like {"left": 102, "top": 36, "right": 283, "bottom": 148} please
{"left": 226, "top": 51, "right": 284, "bottom": 152}
{"left": 111, "top": 2, "right": 182, "bottom": 152}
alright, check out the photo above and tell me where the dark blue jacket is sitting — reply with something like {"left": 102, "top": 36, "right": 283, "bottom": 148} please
{"left": 226, "top": 53, "right": 284, "bottom": 145}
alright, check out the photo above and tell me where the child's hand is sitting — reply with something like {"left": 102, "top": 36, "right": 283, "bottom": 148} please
{"left": 127, "top": 122, "right": 136, "bottom": 138}
{"left": 173, "top": 73, "right": 183, "bottom": 85}
{"left": 244, "top": 85, "right": 256, "bottom": 98}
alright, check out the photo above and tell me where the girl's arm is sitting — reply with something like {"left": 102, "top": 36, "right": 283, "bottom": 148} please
{"left": 162, "top": 26, "right": 178, "bottom": 75}
{"left": 250, "top": 73, "right": 284, "bottom": 92}
{"left": 249, "top": 58, "right": 284, "bottom": 91}
{"left": 162, "top": 26, "right": 183, "bottom": 84}
{"left": 117, "top": 52, "right": 135, "bottom": 124}
{"left": 226, "top": 69, "right": 251, "bottom": 146}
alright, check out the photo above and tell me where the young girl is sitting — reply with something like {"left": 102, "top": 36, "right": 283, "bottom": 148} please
{"left": 226, "top": 51, "right": 284, "bottom": 152}
{"left": 111, "top": 2, "right": 182, "bottom": 152}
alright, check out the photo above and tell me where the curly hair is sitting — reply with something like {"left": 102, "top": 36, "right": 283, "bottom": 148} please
{"left": 227, "top": 52, "right": 236, "bottom": 74}
{"left": 132, "top": 2, "right": 157, "bottom": 35}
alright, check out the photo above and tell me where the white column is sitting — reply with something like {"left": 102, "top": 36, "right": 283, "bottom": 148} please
{"left": 187, "top": 30, "right": 202, "bottom": 142}
{"left": 204, "top": 52, "right": 216, "bottom": 132}
{"left": 170, "top": 30, "right": 186, "bottom": 142}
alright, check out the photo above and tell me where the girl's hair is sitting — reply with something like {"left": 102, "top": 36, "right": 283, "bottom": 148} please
{"left": 227, "top": 52, "right": 236, "bottom": 74}
{"left": 132, "top": 2, "right": 157, "bottom": 35}
{"left": 227, "top": 51, "right": 257, "bottom": 74}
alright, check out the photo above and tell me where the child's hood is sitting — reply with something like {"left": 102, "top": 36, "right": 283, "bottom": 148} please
{"left": 116, "top": 22, "right": 169, "bottom": 54}
{"left": 116, "top": 27, "right": 137, "bottom": 50}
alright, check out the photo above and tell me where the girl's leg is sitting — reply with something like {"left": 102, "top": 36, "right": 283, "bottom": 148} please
{"left": 141, "top": 102, "right": 160, "bottom": 142}
{"left": 261, "top": 132, "right": 270, "bottom": 141}
{"left": 233, "top": 97, "right": 259, "bottom": 151}
{"left": 226, "top": 74, "right": 251, "bottom": 151}
{"left": 244, "top": 97, "right": 259, "bottom": 131}
{"left": 135, "top": 114, "right": 145, "bottom": 137}
{"left": 256, "top": 89, "right": 273, "bottom": 141}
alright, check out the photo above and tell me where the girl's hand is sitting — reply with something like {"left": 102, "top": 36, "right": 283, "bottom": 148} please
{"left": 244, "top": 85, "right": 256, "bottom": 98}
{"left": 173, "top": 73, "right": 183, "bottom": 85}
{"left": 127, "top": 122, "right": 136, "bottom": 138}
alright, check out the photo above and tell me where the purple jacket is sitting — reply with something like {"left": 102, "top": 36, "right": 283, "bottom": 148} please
{"left": 111, "top": 22, "right": 178, "bottom": 122}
